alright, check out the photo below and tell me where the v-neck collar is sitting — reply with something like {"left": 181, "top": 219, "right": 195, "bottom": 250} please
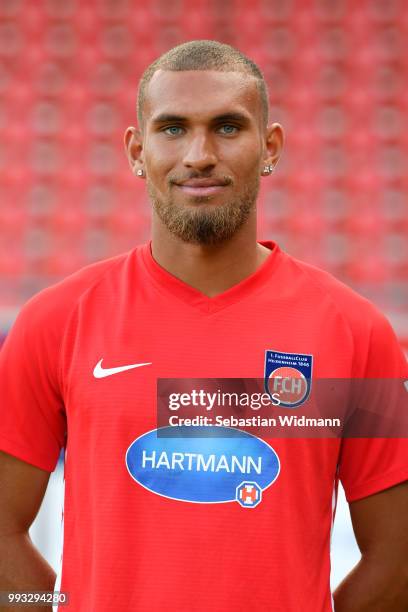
{"left": 139, "top": 240, "right": 282, "bottom": 314}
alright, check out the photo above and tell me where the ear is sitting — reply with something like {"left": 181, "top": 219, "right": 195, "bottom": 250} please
{"left": 124, "top": 126, "right": 145, "bottom": 177}
{"left": 261, "top": 123, "right": 284, "bottom": 176}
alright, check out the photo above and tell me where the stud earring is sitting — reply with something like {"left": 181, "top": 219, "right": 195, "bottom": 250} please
{"left": 263, "top": 164, "right": 275, "bottom": 175}
{"left": 136, "top": 169, "right": 144, "bottom": 177}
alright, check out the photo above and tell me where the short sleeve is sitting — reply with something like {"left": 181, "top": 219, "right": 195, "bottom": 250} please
{"left": 338, "top": 309, "right": 408, "bottom": 502}
{"left": 0, "top": 292, "right": 67, "bottom": 472}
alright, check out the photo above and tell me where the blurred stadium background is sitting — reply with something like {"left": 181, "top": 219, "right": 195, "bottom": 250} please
{"left": 0, "top": 0, "right": 407, "bottom": 591}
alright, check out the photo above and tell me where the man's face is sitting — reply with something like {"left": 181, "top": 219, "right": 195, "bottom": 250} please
{"left": 137, "top": 69, "right": 268, "bottom": 245}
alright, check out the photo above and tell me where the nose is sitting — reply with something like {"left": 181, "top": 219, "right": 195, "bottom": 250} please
{"left": 182, "top": 132, "right": 218, "bottom": 170}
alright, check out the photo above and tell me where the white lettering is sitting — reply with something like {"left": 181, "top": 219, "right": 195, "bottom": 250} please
{"left": 206, "top": 393, "right": 217, "bottom": 411}
{"left": 230, "top": 455, "right": 246, "bottom": 473}
{"left": 215, "top": 455, "right": 230, "bottom": 472}
{"left": 142, "top": 450, "right": 156, "bottom": 467}
{"left": 246, "top": 456, "right": 262, "bottom": 474}
{"left": 156, "top": 451, "right": 171, "bottom": 469}
{"left": 171, "top": 452, "right": 184, "bottom": 470}
{"left": 197, "top": 454, "right": 215, "bottom": 471}
{"left": 140, "top": 450, "right": 263, "bottom": 474}
{"left": 184, "top": 452, "right": 197, "bottom": 470}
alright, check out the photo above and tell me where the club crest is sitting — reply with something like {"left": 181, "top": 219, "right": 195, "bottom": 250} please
{"left": 264, "top": 350, "right": 313, "bottom": 408}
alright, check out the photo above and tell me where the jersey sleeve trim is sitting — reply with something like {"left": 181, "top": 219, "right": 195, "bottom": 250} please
{"left": 0, "top": 434, "right": 59, "bottom": 472}
{"left": 345, "top": 465, "right": 408, "bottom": 503}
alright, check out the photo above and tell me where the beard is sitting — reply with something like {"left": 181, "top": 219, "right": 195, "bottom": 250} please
{"left": 147, "top": 174, "right": 260, "bottom": 246}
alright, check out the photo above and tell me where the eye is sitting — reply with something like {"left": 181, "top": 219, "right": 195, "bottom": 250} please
{"left": 218, "top": 124, "right": 239, "bottom": 135}
{"left": 163, "top": 126, "right": 184, "bottom": 136}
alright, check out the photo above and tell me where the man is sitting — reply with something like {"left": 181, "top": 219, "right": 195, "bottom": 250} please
{"left": 0, "top": 40, "right": 407, "bottom": 611}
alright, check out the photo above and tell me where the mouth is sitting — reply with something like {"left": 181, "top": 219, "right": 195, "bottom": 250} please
{"left": 174, "top": 178, "right": 230, "bottom": 198}
{"left": 176, "top": 184, "right": 227, "bottom": 197}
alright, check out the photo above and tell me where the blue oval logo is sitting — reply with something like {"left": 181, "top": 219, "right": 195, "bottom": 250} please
{"left": 125, "top": 426, "right": 280, "bottom": 505}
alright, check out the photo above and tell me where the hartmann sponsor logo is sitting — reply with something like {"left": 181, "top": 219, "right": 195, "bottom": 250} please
{"left": 125, "top": 426, "right": 280, "bottom": 506}
{"left": 141, "top": 450, "right": 262, "bottom": 474}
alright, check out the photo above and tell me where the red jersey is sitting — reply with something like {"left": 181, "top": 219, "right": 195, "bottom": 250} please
{"left": 1, "top": 241, "right": 407, "bottom": 611}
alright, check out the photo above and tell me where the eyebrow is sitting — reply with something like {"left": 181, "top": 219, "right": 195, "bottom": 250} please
{"left": 150, "top": 112, "right": 251, "bottom": 125}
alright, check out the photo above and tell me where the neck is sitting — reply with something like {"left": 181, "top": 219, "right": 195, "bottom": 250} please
{"left": 151, "top": 213, "right": 271, "bottom": 298}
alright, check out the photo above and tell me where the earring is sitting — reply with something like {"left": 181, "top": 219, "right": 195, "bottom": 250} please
{"left": 263, "top": 164, "right": 274, "bottom": 175}
{"left": 136, "top": 169, "right": 144, "bottom": 177}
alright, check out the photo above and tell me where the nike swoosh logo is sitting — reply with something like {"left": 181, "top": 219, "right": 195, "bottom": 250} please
{"left": 93, "top": 359, "right": 152, "bottom": 379}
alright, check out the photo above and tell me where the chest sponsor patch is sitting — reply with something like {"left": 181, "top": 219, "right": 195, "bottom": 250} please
{"left": 125, "top": 427, "right": 280, "bottom": 507}
{"left": 265, "top": 350, "right": 313, "bottom": 408}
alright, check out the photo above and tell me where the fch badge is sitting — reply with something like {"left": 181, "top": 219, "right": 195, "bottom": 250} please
{"left": 264, "top": 350, "right": 313, "bottom": 408}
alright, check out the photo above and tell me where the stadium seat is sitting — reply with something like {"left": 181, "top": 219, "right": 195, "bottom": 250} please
{"left": 0, "top": 0, "right": 407, "bottom": 326}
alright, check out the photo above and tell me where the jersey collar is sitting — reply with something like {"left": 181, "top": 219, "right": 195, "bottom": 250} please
{"left": 138, "top": 240, "right": 282, "bottom": 314}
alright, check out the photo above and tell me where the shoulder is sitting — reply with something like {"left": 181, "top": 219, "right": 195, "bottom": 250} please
{"left": 279, "top": 251, "right": 406, "bottom": 375}
{"left": 282, "top": 251, "right": 387, "bottom": 330}
{"left": 11, "top": 249, "right": 135, "bottom": 335}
